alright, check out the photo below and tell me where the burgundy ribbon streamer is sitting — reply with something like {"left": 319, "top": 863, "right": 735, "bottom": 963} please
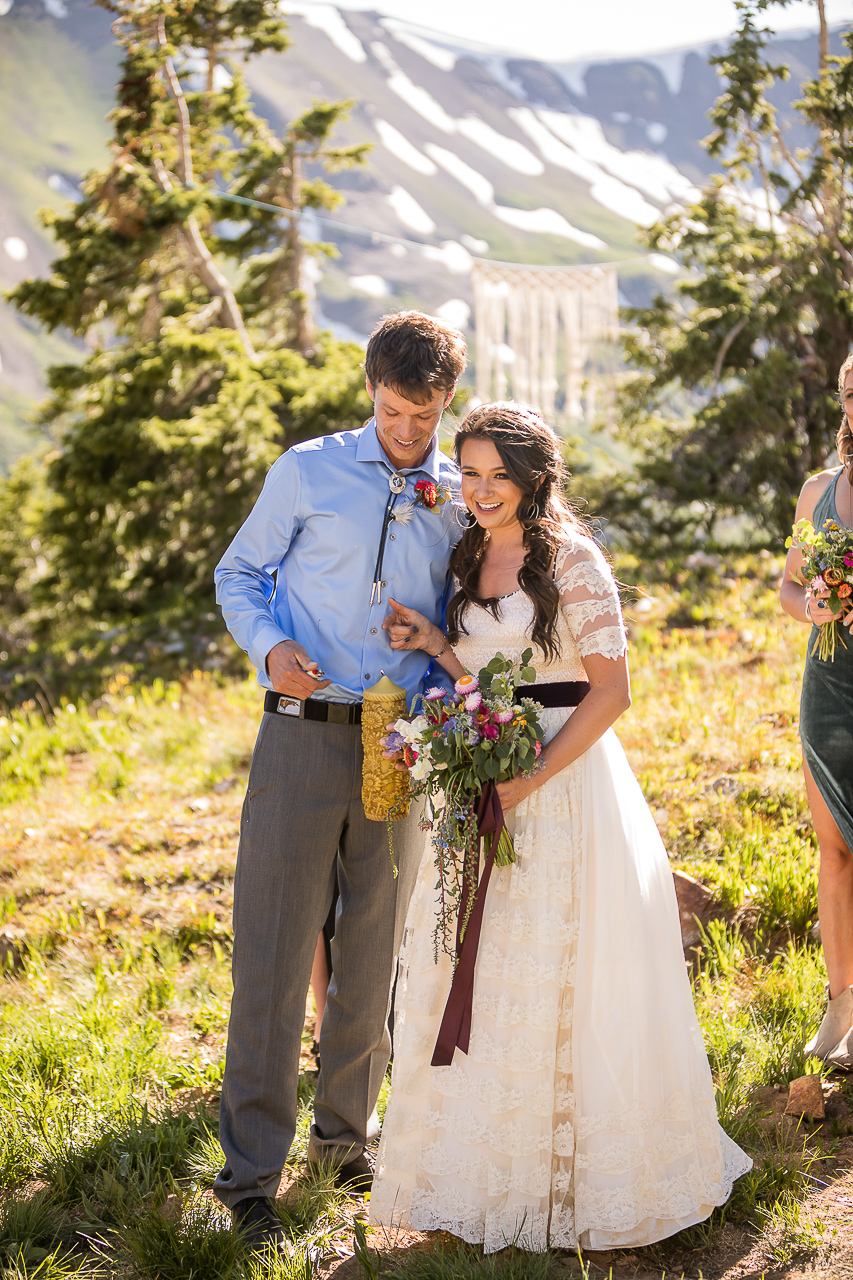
{"left": 431, "top": 782, "right": 507, "bottom": 1067}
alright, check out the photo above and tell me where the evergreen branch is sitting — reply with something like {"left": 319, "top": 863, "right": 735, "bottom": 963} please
{"left": 712, "top": 315, "right": 750, "bottom": 391}
{"left": 152, "top": 20, "right": 254, "bottom": 361}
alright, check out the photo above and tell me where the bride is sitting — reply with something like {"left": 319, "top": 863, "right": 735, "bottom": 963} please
{"left": 370, "top": 402, "right": 751, "bottom": 1252}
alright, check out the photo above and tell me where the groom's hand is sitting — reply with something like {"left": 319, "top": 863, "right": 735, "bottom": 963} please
{"left": 267, "top": 640, "right": 331, "bottom": 697}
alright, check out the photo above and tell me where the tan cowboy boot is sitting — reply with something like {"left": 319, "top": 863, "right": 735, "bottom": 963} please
{"left": 805, "top": 985, "right": 853, "bottom": 1064}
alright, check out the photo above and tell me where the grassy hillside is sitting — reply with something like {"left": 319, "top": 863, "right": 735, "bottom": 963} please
{"left": 0, "top": 558, "right": 852, "bottom": 1278}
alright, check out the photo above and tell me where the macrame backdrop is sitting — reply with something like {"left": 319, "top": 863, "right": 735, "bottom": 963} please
{"left": 471, "top": 260, "right": 619, "bottom": 429}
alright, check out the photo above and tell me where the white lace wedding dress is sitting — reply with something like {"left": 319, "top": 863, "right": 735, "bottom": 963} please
{"left": 370, "top": 534, "right": 751, "bottom": 1252}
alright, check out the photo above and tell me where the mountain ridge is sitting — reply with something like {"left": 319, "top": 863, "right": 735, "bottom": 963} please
{"left": 0, "top": 0, "right": 841, "bottom": 463}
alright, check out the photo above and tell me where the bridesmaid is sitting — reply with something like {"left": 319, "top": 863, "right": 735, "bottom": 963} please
{"left": 781, "top": 352, "right": 853, "bottom": 1067}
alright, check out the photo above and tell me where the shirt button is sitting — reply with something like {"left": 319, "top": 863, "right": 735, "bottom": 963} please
{"left": 364, "top": 674, "right": 371, "bottom": 681}
{"left": 390, "top": 534, "right": 396, "bottom": 540}
{"left": 381, "top": 581, "right": 387, "bottom": 587}
{"left": 371, "top": 628, "right": 377, "bottom": 635}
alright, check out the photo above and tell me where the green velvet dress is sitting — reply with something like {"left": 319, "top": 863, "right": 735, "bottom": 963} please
{"left": 800, "top": 468, "right": 853, "bottom": 852}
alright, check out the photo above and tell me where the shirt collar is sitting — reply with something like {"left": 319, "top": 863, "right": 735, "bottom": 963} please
{"left": 355, "top": 419, "right": 443, "bottom": 483}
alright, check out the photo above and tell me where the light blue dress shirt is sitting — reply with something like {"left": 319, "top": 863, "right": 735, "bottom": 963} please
{"left": 215, "top": 420, "right": 464, "bottom": 708}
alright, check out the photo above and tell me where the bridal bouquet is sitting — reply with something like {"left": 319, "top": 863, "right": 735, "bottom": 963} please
{"left": 787, "top": 517, "right": 853, "bottom": 660}
{"left": 386, "top": 651, "right": 544, "bottom": 960}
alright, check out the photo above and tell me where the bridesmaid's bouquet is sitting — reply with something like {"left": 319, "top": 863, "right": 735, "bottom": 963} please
{"left": 787, "top": 517, "right": 853, "bottom": 660}
{"left": 386, "top": 651, "right": 544, "bottom": 960}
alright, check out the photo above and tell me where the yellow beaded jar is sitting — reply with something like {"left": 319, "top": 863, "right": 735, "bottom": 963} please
{"left": 362, "top": 674, "right": 411, "bottom": 821}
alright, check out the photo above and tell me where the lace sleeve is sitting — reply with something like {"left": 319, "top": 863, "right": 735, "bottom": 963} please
{"left": 555, "top": 537, "right": 628, "bottom": 661}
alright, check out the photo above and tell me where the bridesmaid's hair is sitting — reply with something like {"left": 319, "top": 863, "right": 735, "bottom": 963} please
{"left": 838, "top": 353, "right": 853, "bottom": 481}
{"left": 447, "top": 402, "right": 591, "bottom": 662}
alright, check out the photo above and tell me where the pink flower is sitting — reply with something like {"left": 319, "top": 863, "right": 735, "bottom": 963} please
{"left": 455, "top": 674, "right": 479, "bottom": 694}
{"left": 534, "top": 739, "right": 542, "bottom": 758}
{"left": 812, "top": 575, "right": 827, "bottom": 592}
{"left": 414, "top": 479, "right": 438, "bottom": 508}
{"left": 844, "top": 553, "right": 853, "bottom": 568}
{"left": 482, "top": 722, "right": 499, "bottom": 740}
{"left": 424, "top": 687, "right": 445, "bottom": 700}
{"left": 493, "top": 705, "right": 514, "bottom": 724}
{"left": 464, "top": 691, "right": 482, "bottom": 711}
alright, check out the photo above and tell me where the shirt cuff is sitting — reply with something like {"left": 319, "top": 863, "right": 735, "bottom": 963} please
{"left": 249, "top": 624, "right": 292, "bottom": 680}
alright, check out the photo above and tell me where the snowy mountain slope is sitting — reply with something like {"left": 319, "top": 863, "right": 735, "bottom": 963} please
{"left": 0, "top": 0, "right": 838, "bottom": 459}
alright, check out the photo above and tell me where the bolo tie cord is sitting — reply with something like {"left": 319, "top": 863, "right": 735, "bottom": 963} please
{"left": 370, "top": 489, "right": 401, "bottom": 605}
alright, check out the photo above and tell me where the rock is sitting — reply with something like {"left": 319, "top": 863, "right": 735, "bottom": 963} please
{"left": 784, "top": 1075, "right": 825, "bottom": 1119}
{"left": 672, "top": 870, "right": 725, "bottom": 949}
{"left": 0, "top": 925, "right": 26, "bottom": 973}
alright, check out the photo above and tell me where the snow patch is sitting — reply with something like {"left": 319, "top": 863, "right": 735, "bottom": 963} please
{"left": 461, "top": 233, "right": 489, "bottom": 254}
{"left": 539, "top": 110, "right": 699, "bottom": 206}
{"left": 282, "top": 3, "right": 367, "bottom": 62}
{"left": 492, "top": 205, "right": 605, "bottom": 249}
{"left": 348, "top": 274, "right": 391, "bottom": 298}
{"left": 433, "top": 298, "right": 471, "bottom": 331}
{"left": 425, "top": 144, "right": 494, "bottom": 206}
{"left": 386, "top": 186, "right": 435, "bottom": 235}
{"left": 455, "top": 116, "right": 544, "bottom": 176}
{"left": 510, "top": 107, "right": 660, "bottom": 223}
{"left": 372, "top": 43, "right": 456, "bottom": 132}
{"left": 381, "top": 20, "right": 457, "bottom": 71}
{"left": 648, "top": 253, "right": 680, "bottom": 274}
{"left": 48, "top": 172, "right": 79, "bottom": 201}
{"left": 3, "top": 236, "right": 28, "bottom": 262}
{"left": 590, "top": 176, "right": 660, "bottom": 226}
{"left": 421, "top": 240, "right": 473, "bottom": 274}
{"left": 375, "top": 119, "right": 437, "bottom": 175}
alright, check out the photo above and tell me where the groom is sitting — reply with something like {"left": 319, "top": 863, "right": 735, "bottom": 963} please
{"left": 212, "top": 310, "right": 466, "bottom": 1251}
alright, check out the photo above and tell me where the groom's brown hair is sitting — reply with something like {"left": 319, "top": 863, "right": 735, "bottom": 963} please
{"left": 365, "top": 311, "right": 466, "bottom": 404}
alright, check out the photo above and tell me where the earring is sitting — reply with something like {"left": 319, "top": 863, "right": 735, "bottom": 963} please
{"left": 522, "top": 495, "right": 539, "bottom": 523}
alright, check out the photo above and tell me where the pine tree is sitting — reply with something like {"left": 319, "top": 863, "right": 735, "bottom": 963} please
{"left": 4, "top": 0, "right": 371, "bottom": 675}
{"left": 608, "top": 0, "right": 853, "bottom": 551}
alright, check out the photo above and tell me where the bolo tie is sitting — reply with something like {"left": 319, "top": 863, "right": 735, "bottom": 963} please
{"left": 369, "top": 471, "right": 406, "bottom": 605}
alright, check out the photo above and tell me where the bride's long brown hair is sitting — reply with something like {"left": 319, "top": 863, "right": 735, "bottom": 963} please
{"left": 447, "top": 403, "right": 590, "bottom": 661}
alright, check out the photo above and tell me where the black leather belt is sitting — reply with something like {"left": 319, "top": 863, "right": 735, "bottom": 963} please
{"left": 264, "top": 690, "right": 362, "bottom": 724}
{"left": 516, "top": 680, "right": 590, "bottom": 707}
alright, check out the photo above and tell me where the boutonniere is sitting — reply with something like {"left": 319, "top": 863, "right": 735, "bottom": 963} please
{"left": 414, "top": 479, "right": 449, "bottom": 510}
{"left": 392, "top": 480, "right": 452, "bottom": 527}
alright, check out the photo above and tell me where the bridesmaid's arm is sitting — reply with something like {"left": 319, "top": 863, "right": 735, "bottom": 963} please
{"left": 496, "top": 650, "right": 631, "bottom": 813}
{"left": 780, "top": 471, "right": 842, "bottom": 626}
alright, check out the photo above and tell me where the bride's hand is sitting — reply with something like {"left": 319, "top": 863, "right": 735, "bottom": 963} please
{"left": 383, "top": 597, "right": 442, "bottom": 653}
{"left": 496, "top": 771, "right": 540, "bottom": 814}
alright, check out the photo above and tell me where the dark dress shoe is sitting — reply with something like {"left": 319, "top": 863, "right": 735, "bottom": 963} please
{"left": 231, "top": 1196, "right": 285, "bottom": 1251}
{"left": 308, "top": 1150, "right": 374, "bottom": 1194}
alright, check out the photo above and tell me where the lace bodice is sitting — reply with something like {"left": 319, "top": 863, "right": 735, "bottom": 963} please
{"left": 452, "top": 533, "right": 628, "bottom": 680}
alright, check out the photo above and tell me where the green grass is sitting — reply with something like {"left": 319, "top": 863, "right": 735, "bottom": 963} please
{"left": 0, "top": 555, "right": 847, "bottom": 1278}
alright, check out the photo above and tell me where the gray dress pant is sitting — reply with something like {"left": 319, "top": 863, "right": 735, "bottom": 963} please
{"left": 214, "top": 711, "right": 423, "bottom": 1207}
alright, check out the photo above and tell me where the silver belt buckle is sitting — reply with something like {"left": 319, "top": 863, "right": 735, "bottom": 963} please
{"left": 276, "top": 695, "right": 303, "bottom": 718}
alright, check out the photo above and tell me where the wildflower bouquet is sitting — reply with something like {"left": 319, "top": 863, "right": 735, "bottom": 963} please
{"left": 787, "top": 517, "right": 853, "bottom": 660}
{"left": 387, "top": 650, "right": 544, "bottom": 960}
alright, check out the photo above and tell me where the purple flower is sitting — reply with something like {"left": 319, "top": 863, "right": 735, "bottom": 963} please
{"left": 384, "top": 731, "right": 406, "bottom": 753}
{"left": 442, "top": 716, "right": 458, "bottom": 735}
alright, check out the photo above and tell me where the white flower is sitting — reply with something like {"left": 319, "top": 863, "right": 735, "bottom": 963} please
{"left": 410, "top": 752, "right": 432, "bottom": 781}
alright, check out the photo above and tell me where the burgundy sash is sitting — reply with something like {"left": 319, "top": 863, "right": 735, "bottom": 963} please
{"left": 429, "top": 680, "right": 590, "bottom": 1068}
{"left": 431, "top": 783, "right": 507, "bottom": 1067}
